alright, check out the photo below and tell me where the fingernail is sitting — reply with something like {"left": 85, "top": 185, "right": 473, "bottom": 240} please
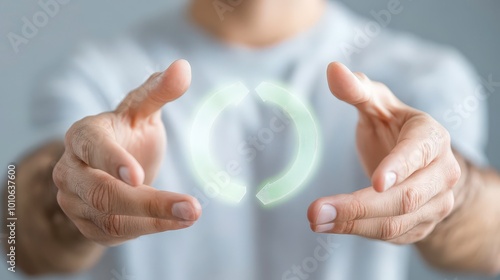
{"left": 384, "top": 172, "right": 397, "bottom": 191}
{"left": 172, "top": 202, "right": 196, "bottom": 221}
{"left": 316, "top": 204, "right": 337, "bottom": 224}
{"left": 315, "top": 223, "right": 335, "bottom": 233}
{"left": 119, "top": 166, "right": 132, "bottom": 185}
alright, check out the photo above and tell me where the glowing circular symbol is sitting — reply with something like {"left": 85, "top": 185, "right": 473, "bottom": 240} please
{"left": 190, "top": 82, "right": 319, "bottom": 205}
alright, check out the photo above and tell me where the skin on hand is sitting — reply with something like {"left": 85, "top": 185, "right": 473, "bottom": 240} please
{"left": 53, "top": 60, "right": 202, "bottom": 246}
{"left": 4, "top": 141, "right": 104, "bottom": 275}
{"left": 307, "top": 62, "right": 462, "bottom": 244}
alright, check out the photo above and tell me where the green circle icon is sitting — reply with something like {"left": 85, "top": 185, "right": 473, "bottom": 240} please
{"left": 190, "top": 82, "right": 319, "bottom": 205}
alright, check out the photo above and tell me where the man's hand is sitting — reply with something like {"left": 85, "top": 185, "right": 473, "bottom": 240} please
{"left": 53, "top": 60, "right": 202, "bottom": 246}
{"left": 307, "top": 62, "right": 462, "bottom": 244}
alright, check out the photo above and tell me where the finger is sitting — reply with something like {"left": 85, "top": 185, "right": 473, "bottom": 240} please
{"left": 388, "top": 223, "right": 437, "bottom": 245}
{"left": 371, "top": 117, "right": 450, "bottom": 192}
{"left": 326, "top": 62, "right": 370, "bottom": 105}
{"left": 311, "top": 215, "right": 420, "bottom": 241}
{"left": 64, "top": 165, "right": 201, "bottom": 221}
{"left": 311, "top": 191, "right": 453, "bottom": 241}
{"left": 72, "top": 218, "right": 128, "bottom": 246}
{"left": 87, "top": 214, "right": 195, "bottom": 239}
{"left": 64, "top": 120, "right": 145, "bottom": 186}
{"left": 77, "top": 212, "right": 195, "bottom": 241}
{"left": 116, "top": 59, "right": 191, "bottom": 121}
{"left": 307, "top": 166, "right": 446, "bottom": 223}
{"left": 57, "top": 191, "right": 128, "bottom": 246}
{"left": 71, "top": 215, "right": 194, "bottom": 246}
{"left": 326, "top": 62, "right": 400, "bottom": 119}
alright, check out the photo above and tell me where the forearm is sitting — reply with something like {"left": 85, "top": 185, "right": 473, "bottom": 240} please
{"left": 2, "top": 141, "right": 105, "bottom": 275}
{"left": 417, "top": 152, "right": 500, "bottom": 275}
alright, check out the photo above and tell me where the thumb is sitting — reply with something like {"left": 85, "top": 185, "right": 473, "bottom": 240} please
{"left": 117, "top": 59, "right": 192, "bottom": 120}
{"left": 327, "top": 62, "right": 371, "bottom": 106}
{"left": 327, "top": 62, "right": 398, "bottom": 119}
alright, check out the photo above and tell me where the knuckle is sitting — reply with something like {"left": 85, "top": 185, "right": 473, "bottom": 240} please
{"left": 432, "top": 122, "right": 450, "bottom": 146}
{"left": 400, "top": 158, "right": 412, "bottom": 178}
{"left": 147, "top": 72, "right": 162, "bottom": 82}
{"left": 412, "top": 231, "right": 427, "bottom": 243}
{"left": 65, "top": 117, "right": 108, "bottom": 164}
{"left": 87, "top": 180, "right": 115, "bottom": 213}
{"left": 76, "top": 223, "right": 96, "bottom": 241}
{"left": 420, "top": 139, "right": 434, "bottom": 167}
{"left": 101, "top": 214, "right": 122, "bottom": 237}
{"left": 373, "top": 82, "right": 390, "bottom": 93}
{"left": 64, "top": 123, "right": 77, "bottom": 145}
{"left": 420, "top": 112, "right": 436, "bottom": 125}
{"left": 423, "top": 175, "right": 439, "bottom": 196}
{"left": 56, "top": 191, "right": 69, "bottom": 211}
{"left": 409, "top": 235, "right": 425, "bottom": 244}
{"left": 395, "top": 144, "right": 413, "bottom": 177}
{"left": 422, "top": 116, "right": 448, "bottom": 147}
{"left": 354, "top": 72, "right": 370, "bottom": 83}
{"left": 72, "top": 176, "right": 89, "bottom": 200}
{"left": 440, "top": 127, "right": 452, "bottom": 146}
{"left": 447, "top": 160, "right": 462, "bottom": 187}
{"left": 139, "top": 80, "right": 155, "bottom": 100}
{"left": 346, "top": 196, "right": 368, "bottom": 220}
{"left": 66, "top": 120, "right": 88, "bottom": 147}
{"left": 80, "top": 205, "right": 94, "bottom": 221}
{"left": 146, "top": 195, "right": 163, "bottom": 218}
{"left": 415, "top": 223, "right": 436, "bottom": 242}
{"left": 333, "top": 220, "right": 354, "bottom": 235}
{"left": 412, "top": 227, "right": 426, "bottom": 242}
{"left": 438, "top": 192, "right": 455, "bottom": 220}
{"left": 151, "top": 218, "right": 169, "bottom": 233}
{"left": 52, "top": 160, "right": 67, "bottom": 190}
{"left": 401, "top": 187, "right": 421, "bottom": 214}
{"left": 380, "top": 217, "right": 403, "bottom": 240}
{"left": 79, "top": 133, "right": 95, "bottom": 164}
{"left": 341, "top": 220, "right": 356, "bottom": 235}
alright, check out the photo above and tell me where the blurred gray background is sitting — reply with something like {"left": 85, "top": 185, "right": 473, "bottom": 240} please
{"left": 0, "top": 0, "right": 498, "bottom": 279}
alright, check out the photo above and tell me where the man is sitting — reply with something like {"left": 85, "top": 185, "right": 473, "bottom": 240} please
{"left": 3, "top": 0, "right": 500, "bottom": 279}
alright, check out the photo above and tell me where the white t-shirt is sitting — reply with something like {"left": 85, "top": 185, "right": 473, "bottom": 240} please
{"left": 13, "top": 2, "right": 489, "bottom": 280}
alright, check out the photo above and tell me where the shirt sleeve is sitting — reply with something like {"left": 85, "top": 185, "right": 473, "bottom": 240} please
{"left": 28, "top": 40, "right": 148, "bottom": 142}
{"left": 405, "top": 50, "right": 489, "bottom": 166}
{"left": 30, "top": 51, "right": 111, "bottom": 142}
{"left": 30, "top": 38, "right": 161, "bottom": 142}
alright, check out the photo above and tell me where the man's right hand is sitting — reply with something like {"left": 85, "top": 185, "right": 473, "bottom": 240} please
{"left": 53, "top": 60, "right": 201, "bottom": 246}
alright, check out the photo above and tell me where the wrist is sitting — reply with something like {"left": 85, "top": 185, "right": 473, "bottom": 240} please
{"left": 15, "top": 141, "right": 104, "bottom": 274}
{"left": 449, "top": 152, "right": 473, "bottom": 214}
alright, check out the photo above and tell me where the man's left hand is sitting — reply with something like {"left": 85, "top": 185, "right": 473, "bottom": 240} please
{"left": 307, "top": 62, "right": 462, "bottom": 244}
